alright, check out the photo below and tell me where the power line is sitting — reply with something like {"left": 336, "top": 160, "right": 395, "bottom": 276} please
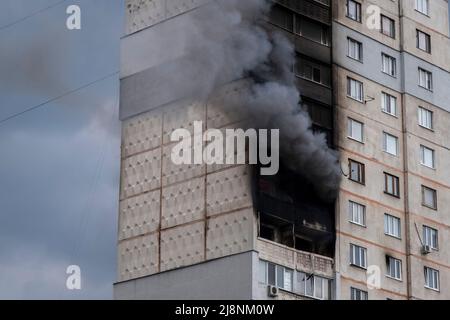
{"left": 0, "top": 71, "right": 119, "bottom": 126}
{"left": 0, "top": 0, "right": 68, "bottom": 32}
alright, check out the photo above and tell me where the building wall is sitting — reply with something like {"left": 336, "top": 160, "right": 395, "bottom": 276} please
{"left": 334, "top": 0, "right": 450, "bottom": 300}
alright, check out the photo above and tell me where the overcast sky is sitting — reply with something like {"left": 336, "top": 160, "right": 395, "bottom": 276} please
{"left": 0, "top": 0, "right": 123, "bottom": 299}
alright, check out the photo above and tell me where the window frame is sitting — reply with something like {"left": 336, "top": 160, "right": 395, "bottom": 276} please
{"left": 381, "top": 53, "right": 397, "bottom": 77}
{"left": 349, "top": 159, "right": 365, "bottom": 185}
{"left": 350, "top": 244, "right": 367, "bottom": 269}
{"left": 348, "top": 118, "right": 364, "bottom": 143}
{"left": 349, "top": 201, "right": 366, "bottom": 227}
{"left": 421, "top": 185, "right": 437, "bottom": 210}
{"left": 418, "top": 106, "right": 433, "bottom": 130}
{"left": 384, "top": 213, "right": 401, "bottom": 239}
{"left": 424, "top": 267, "right": 440, "bottom": 291}
{"left": 346, "top": 0, "right": 362, "bottom": 23}
{"left": 416, "top": 29, "right": 431, "bottom": 53}
{"left": 384, "top": 172, "right": 400, "bottom": 198}
{"left": 418, "top": 68, "right": 433, "bottom": 91}
{"left": 347, "top": 37, "right": 363, "bottom": 62}
{"left": 386, "top": 256, "right": 402, "bottom": 281}
{"left": 423, "top": 225, "right": 439, "bottom": 250}
{"left": 381, "top": 92, "right": 397, "bottom": 116}
{"left": 351, "top": 287, "right": 368, "bottom": 300}
{"left": 347, "top": 77, "right": 364, "bottom": 102}
{"left": 383, "top": 132, "right": 399, "bottom": 156}
{"left": 381, "top": 15, "right": 396, "bottom": 38}
{"left": 420, "top": 145, "right": 435, "bottom": 169}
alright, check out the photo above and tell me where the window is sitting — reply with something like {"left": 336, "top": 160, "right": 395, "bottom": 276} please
{"left": 350, "top": 244, "right": 367, "bottom": 268}
{"left": 384, "top": 173, "right": 400, "bottom": 198}
{"left": 386, "top": 256, "right": 402, "bottom": 280}
{"left": 419, "top": 68, "right": 433, "bottom": 90}
{"left": 347, "top": 0, "right": 361, "bottom": 22}
{"left": 384, "top": 214, "right": 401, "bottom": 238}
{"left": 269, "top": 4, "right": 294, "bottom": 32}
{"left": 422, "top": 185, "right": 437, "bottom": 210}
{"left": 349, "top": 159, "right": 365, "bottom": 184}
{"left": 423, "top": 226, "right": 438, "bottom": 250}
{"left": 383, "top": 132, "right": 398, "bottom": 156}
{"left": 349, "top": 201, "right": 366, "bottom": 226}
{"left": 424, "top": 267, "right": 439, "bottom": 291}
{"left": 348, "top": 38, "right": 363, "bottom": 61}
{"left": 347, "top": 77, "right": 363, "bottom": 102}
{"left": 381, "top": 15, "right": 395, "bottom": 38}
{"left": 418, "top": 107, "right": 433, "bottom": 129}
{"left": 381, "top": 92, "right": 397, "bottom": 116}
{"left": 417, "top": 30, "right": 431, "bottom": 53}
{"left": 415, "top": 0, "right": 429, "bottom": 15}
{"left": 420, "top": 145, "right": 435, "bottom": 169}
{"left": 348, "top": 118, "right": 364, "bottom": 142}
{"left": 295, "top": 56, "right": 331, "bottom": 87}
{"left": 382, "top": 53, "right": 396, "bottom": 77}
{"left": 295, "top": 16, "right": 330, "bottom": 46}
{"left": 296, "top": 272, "right": 331, "bottom": 300}
{"left": 351, "top": 287, "right": 368, "bottom": 300}
{"left": 260, "top": 260, "right": 293, "bottom": 292}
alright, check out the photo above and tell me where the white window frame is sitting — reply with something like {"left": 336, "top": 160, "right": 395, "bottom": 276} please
{"left": 422, "top": 185, "right": 437, "bottom": 210}
{"left": 384, "top": 214, "right": 401, "bottom": 239}
{"left": 381, "top": 53, "right": 396, "bottom": 77}
{"left": 420, "top": 145, "right": 435, "bottom": 169}
{"left": 418, "top": 107, "right": 433, "bottom": 130}
{"left": 415, "top": 0, "right": 429, "bottom": 16}
{"left": 423, "top": 226, "right": 439, "bottom": 250}
{"left": 260, "top": 260, "right": 294, "bottom": 292}
{"left": 347, "top": 0, "right": 361, "bottom": 22}
{"left": 424, "top": 267, "right": 440, "bottom": 291}
{"left": 350, "top": 244, "right": 367, "bottom": 269}
{"left": 381, "top": 15, "right": 395, "bottom": 38}
{"left": 381, "top": 92, "right": 397, "bottom": 116}
{"left": 347, "top": 77, "right": 364, "bottom": 102}
{"left": 419, "top": 68, "right": 433, "bottom": 91}
{"left": 383, "top": 132, "right": 398, "bottom": 156}
{"left": 349, "top": 201, "right": 366, "bottom": 227}
{"left": 351, "top": 287, "right": 368, "bottom": 300}
{"left": 417, "top": 29, "right": 431, "bottom": 53}
{"left": 347, "top": 37, "right": 363, "bottom": 61}
{"left": 296, "top": 272, "right": 330, "bottom": 300}
{"left": 386, "top": 256, "right": 402, "bottom": 281}
{"left": 348, "top": 118, "right": 364, "bottom": 142}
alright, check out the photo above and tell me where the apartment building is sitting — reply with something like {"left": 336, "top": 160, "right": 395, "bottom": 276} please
{"left": 333, "top": 0, "right": 450, "bottom": 300}
{"left": 114, "top": 0, "right": 450, "bottom": 300}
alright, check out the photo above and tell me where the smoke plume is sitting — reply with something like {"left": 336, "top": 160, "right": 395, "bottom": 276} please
{"left": 165, "top": 0, "right": 341, "bottom": 199}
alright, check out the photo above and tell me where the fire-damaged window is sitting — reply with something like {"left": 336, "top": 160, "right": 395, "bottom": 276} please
{"left": 256, "top": 163, "right": 335, "bottom": 258}
{"left": 295, "top": 55, "right": 331, "bottom": 87}
{"left": 268, "top": 4, "right": 330, "bottom": 46}
{"left": 302, "top": 98, "right": 333, "bottom": 146}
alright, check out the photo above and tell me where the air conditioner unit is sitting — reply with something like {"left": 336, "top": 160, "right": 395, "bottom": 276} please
{"left": 421, "top": 245, "right": 432, "bottom": 255}
{"left": 268, "top": 285, "right": 279, "bottom": 297}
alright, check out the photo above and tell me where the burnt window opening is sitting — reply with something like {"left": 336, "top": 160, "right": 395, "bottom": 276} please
{"left": 302, "top": 98, "right": 334, "bottom": 147}
{"left": 254, "top": 162, "right": 335, "bottom": 258}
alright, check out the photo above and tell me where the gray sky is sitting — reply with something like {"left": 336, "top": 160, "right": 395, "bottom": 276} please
{"left": 0, "top": 0, "right": 123, "bottom": 299}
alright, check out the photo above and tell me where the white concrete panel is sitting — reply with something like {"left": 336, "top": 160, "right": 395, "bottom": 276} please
{"left": 120, "top": 148, "right": 162, "bottom": 199}
{"left": 122, "top": 109, "right": 162, "bottom": 158}
{"left": 206, "top": 165, "right": 253, "bottom": 216}
{"left": 119, "top": 190, "right": 161, "bottom": 240}
{"left": 160, "top": 221, "right": 205, "bottom": 271}
{"left": 161, "top": 176, "right": 205, "bottom": 229}
{"left": 125, "top": 0, "right": 166, "bottom": 34}
{"left": 118, "top": 233, "right": 159, "bottom": 282}
{"left": 206, "top": 208, "right": 253, "bottom": 260}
